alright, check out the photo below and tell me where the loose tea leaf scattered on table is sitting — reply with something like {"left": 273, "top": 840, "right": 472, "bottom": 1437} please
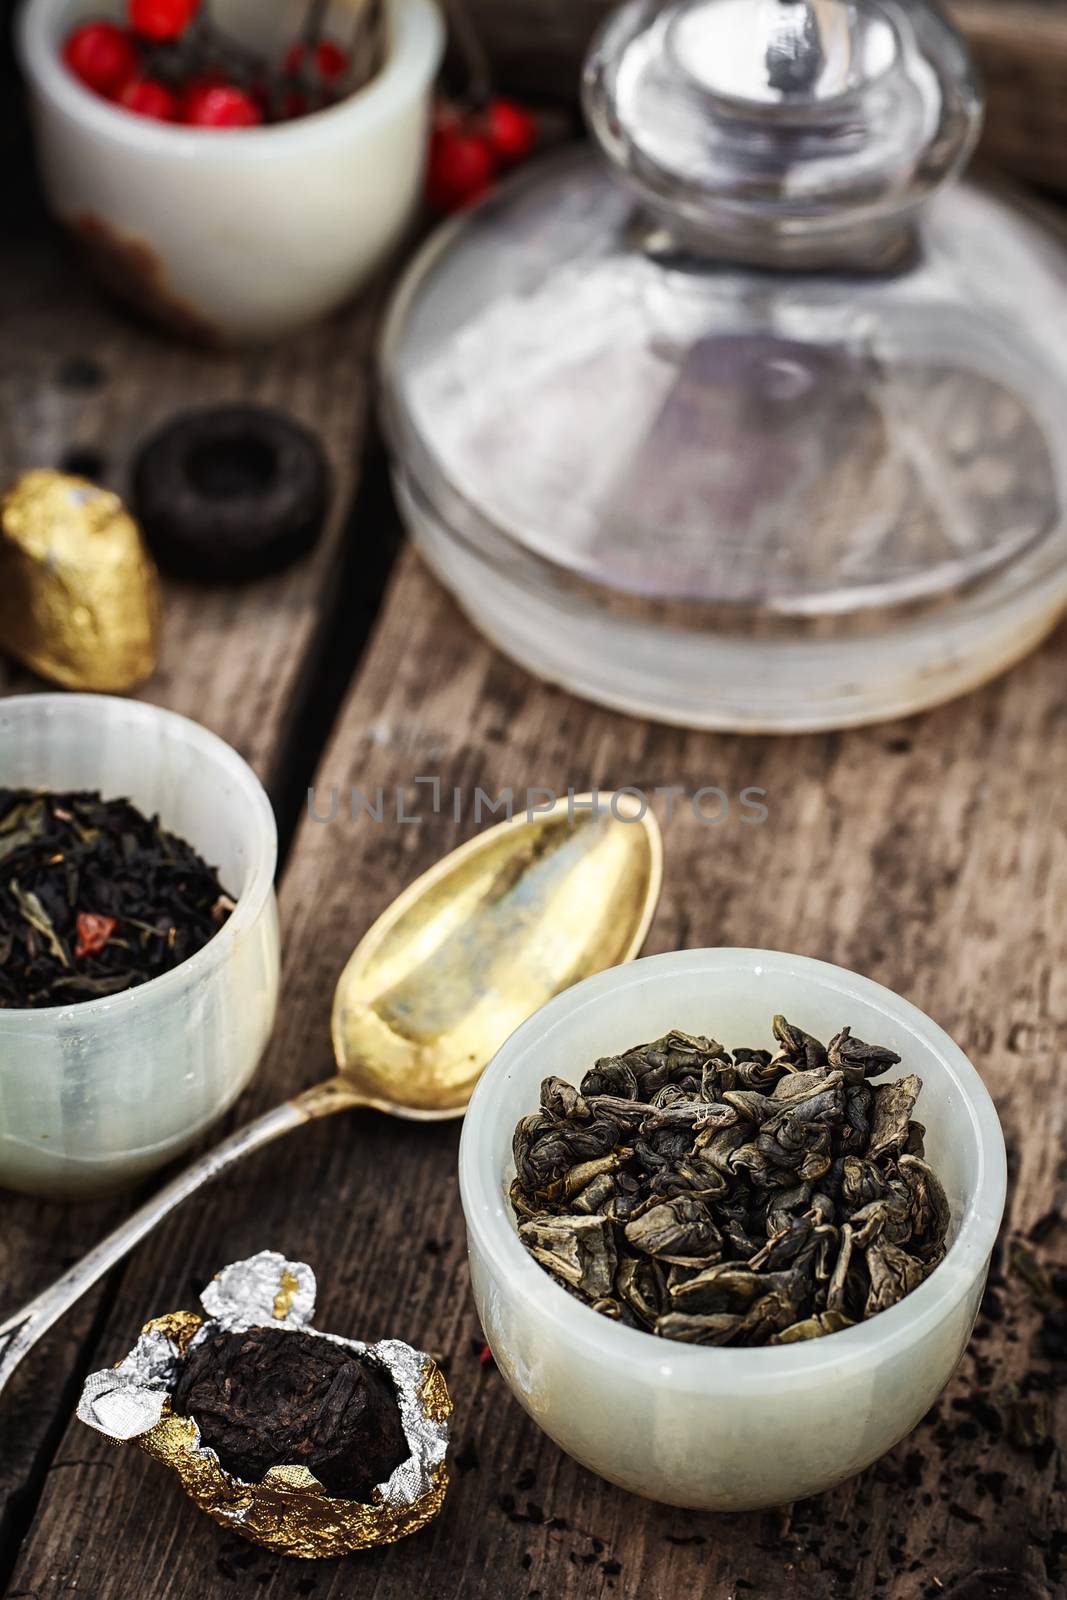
{"left": 171, "top": 1327, "right": 409, "bottom": 1500}
{"left": 509, "top": 1017, "right": 951, "bottom": 1346}
{"left": 0, "top": 789, "right": 234, "bottom": 1008}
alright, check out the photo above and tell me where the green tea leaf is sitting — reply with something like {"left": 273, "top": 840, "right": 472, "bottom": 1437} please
{"left": 9, "top": 880, "right": 70, "bottom": 967}
{"left": 0, "top": 800, "right": 45, "bottom": 864}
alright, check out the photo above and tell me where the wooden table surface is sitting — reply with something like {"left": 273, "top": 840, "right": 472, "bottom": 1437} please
{"left": 3, "top": 196, "right": 1067, "bottom": 1600}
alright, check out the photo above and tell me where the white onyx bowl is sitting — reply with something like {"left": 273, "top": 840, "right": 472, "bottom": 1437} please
{"left": 17, "top": 0, "right": 443, "bottom": 343}
{"left": 458, "top": 948, "right": 1006, "bottom": 1511}
{"left": 0, "top": 695, "right": 279, "bottom": 1199}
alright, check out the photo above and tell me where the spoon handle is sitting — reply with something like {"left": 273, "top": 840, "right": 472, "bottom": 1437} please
{"left": 0, "top": 1080, "right": 354, "bottom": 1403}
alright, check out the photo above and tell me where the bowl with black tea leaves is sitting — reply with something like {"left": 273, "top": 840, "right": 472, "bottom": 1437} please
{"left": 0, "top": 694, "right": 279, "bottom": 1199}
{"left": 458, "top": 948, "right": 1006, "bottom": 1511}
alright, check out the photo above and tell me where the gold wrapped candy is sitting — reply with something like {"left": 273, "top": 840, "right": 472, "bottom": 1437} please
{"left": 77, "top": 1252, "right": 451, "bottom": 1558}
{"left": 0, "top": 469, "right": 160, "bottom": 691}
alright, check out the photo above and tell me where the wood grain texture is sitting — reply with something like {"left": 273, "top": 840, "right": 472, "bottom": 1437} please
{"left": 958, "top": 3, "right": 1067, "bottom": 194}
{"left": 0, "top": 230, "right": 381, "bottom": 1569}
{"left": 465, "top": 0, "right": 1067, "bottom": 193}
{"left": 0, "top": 233, "right": 381, "bottom": 780}
{"left": 8, "top": 549, "right": 1067, "bottom": 1599}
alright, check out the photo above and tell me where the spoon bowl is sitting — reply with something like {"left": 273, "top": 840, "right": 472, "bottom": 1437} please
{"left": 332, "top": 793, "right": 662, "bottom": 1117}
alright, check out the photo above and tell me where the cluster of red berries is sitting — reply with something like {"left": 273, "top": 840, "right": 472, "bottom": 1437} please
{"left": 64, "top": 2, "right": 540, "bottom": 200}
{"left": 63, "top": 0, "right": 352, "bottom": 126}
{"left": 425, "top": 99, "right": 537, "bottom": 214}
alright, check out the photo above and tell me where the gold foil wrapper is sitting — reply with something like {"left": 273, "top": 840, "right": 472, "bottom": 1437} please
{"left": 78, "top": 1253, "right": 451, "bottom": 1558}
{"left": 0, "top": 469, "right": 161, "bottom": 692}
{"left": 142, "top": 1405, "right": 449, "bottom": 1558}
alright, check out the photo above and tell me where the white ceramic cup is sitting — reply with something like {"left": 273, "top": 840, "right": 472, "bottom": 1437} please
{"left": 0, "top": 695, "right": 279, "bottom": 1199}
{"left": 459, "top": 947, "right": 1007, "bottom": 1511}
{"left": 17, "top": 0, "right": 444, "bottom": 343}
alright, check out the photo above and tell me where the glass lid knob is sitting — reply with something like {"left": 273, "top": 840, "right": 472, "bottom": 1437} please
{"left": 583, "top": 0, "right": 983, "bottom": 267}
{"left": 669, "top": 0, "right": 896, "bottom": 103}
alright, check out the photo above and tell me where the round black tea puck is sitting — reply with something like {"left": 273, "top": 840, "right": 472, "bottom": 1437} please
{"left": 132, "top": 404, "right": 331, "bottom": 583}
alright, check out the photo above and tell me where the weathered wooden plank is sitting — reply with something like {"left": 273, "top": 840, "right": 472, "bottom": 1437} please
{"left": 959, "top": 3, "right": 1067, "bottom": 194}
{"left": 0, "top": 232, "right": 381, "bottom": 780}
{"left": 9, "top": 546, "right": 1067, "bottom": 1598}
{"left": 0, "top": 227, "right": 383, "bottom": 1576}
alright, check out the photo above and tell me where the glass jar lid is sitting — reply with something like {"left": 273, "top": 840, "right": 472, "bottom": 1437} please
{"left": 584, "top": 0, "right": 979, "bottom": 268}
{"left": 381, "top": 0, "right": 1067, "bottom": 731}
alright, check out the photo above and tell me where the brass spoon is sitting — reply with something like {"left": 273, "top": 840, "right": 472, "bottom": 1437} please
{"left": 0, "top": 793, "right": 662, "bottom": 1398}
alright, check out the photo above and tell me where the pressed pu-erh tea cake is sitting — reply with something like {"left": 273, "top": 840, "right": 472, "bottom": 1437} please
{"left": 170, "top": 1326, "right": 409, "bottom": 1499}
{"left": 78, "top": 1253, "right": 452, "bottom": 1557}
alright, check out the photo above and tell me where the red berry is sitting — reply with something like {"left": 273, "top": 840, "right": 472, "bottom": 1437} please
{"left": 486, "top": 98, "right": 536, "bottom": 165}
{"left": 425, "top": 129, "right": 496, "bottom": 214}
{"left": 315, "top": 39, "right": 350, "bottom": 80}
{"left": 284, "top": 38, "right": 350, "bottom": 82}
{"left": 117, "top": 76, "right": 179, "bottom": 120}
{"left": 63, "top": 21, "right": 139, "bottom": 98}
{"left": 183, "top": 83, "right": 263, "bottom": 128}
{"left": 75, "top": 912, "right": 117, "bottom": 960}
{"left": 128, "top": 0, "right": 199, "bottom": 42}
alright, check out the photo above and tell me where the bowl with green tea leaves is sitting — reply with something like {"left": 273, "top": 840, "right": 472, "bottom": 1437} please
{"left": 0, "top": 694, "right": 278, "bottom": 1198}
{"left": 458, "top": 948, "right": 1006, "bottom": 1510}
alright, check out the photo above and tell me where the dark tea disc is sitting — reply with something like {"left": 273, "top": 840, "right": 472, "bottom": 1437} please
{"left": 132, "top": 404, "right": 331, "bottom": 583}
{"left": 171, "top": 1326, "right": 409, "bottom": 1500}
